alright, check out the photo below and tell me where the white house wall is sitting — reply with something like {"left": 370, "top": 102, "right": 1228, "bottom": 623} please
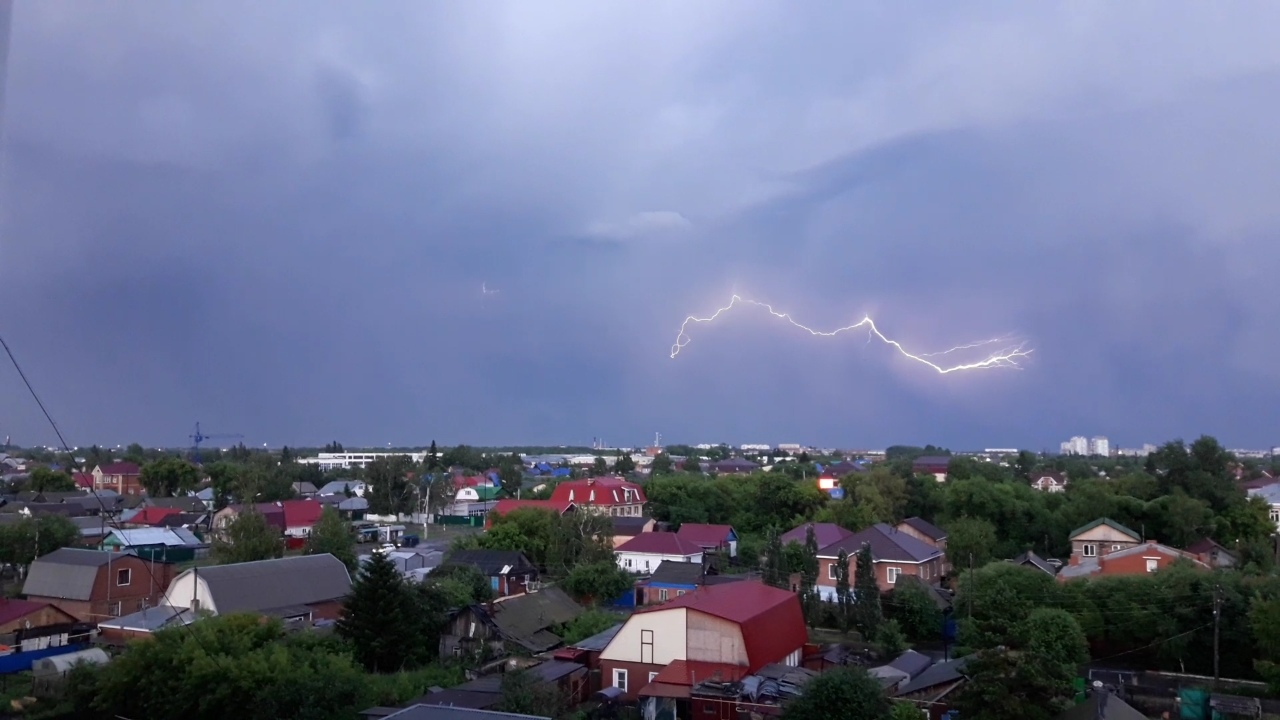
{"left": 165, "top": 573, "right": 216, "bottom": 614}
{"left": 686, "top": 611, "right": 748, "bottom": 666}
{"left": 616, "top": 552, "right": 702, "bottom": 574}
{"left": 600, "top": 608, "right": 688, "bottom": 665}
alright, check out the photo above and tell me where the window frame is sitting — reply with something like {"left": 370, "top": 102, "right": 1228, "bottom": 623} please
{"left": 613, "top": 668, "right": 628, "bottom": 692}
{"left": 1082, "top": 543, "right": 1097, "bottom": 558}
{"left": 117, "top": 568, "right": 131, "bottom": 587}
{"left": 886, "top": 567, "right": 901, "bottom": 584}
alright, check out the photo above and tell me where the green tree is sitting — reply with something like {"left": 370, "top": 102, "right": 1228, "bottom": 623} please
{"left": 563, "top": 561, "right": 634, "bottom": 605}
{"left": 339, "top": 551, "right": 429, "bottom": 672}
{"left": 425, "top": 440, "right": 439, "bottom": 470}
{"left": 955, "top": 562, "right": 1058, "bottom": 650}
{"left": 139, "top": 457, "right": 202, "bottom": 497}
{"left": 213, "top": 509, "right": 284, "bottom": 564}
{"left": 876, "top": 619, "right": 907, "bottom": 658}
{"left": 782, "top": 666, "right": 889, "bottom": 720}
{"left": 890, "top": 581, "right": 943, "bottom": 641}
{"left": 800, "top": 525, "right": 821, "bottom": 627}
{"left": 498, "top": 453, "right": 524, "bottom": 498}
{"left": 614, "top": 453, "right": 636, "bottom": 475}
{"left": 952, "top": 609, "right": 1087, "bottom": 720}
{"left": 497, "top": 667, "right": 569, "bottom": 717}
{"left": 366, "top": 455, "right": 415, "bottom": 515}
{"left": 943, "top": 517, "right": 998, "bottom": 570}
{"left": 681, "top": 455, "right": 703, "bottom": 473}
{"left": 123, "top": 442, "right": 147, "bottom": 465}
{"left": 651, "top": 453, "right": 674, "bottom": 475}
{"left": 27, "top": 466, "right": 76, "bottom": 492}
{"left": 306, "top": 507, "right": 357, "bottom": 570}
{"left": 834, "top": 548, "right": 853, "bottom": 634}
{"left": 762, "top": 527, "right": 786, "bottom": 589}
{"left": 853, "top": 545, "right": 882, "bottom": 638}
{"left": 558, "top": 607, "right": 623, "bottom": 644}
{"left": 0, "top": 515, "right": 80, "bottom": 574}
{"left": 592, "top": 456, "right": 608, "bottom": 475}
{"left": 890, "top": 702, "right": 925, "bottom": 720}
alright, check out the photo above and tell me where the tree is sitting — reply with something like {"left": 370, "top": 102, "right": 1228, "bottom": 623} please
{"left": 139, "top": 457, "right": 201, "bottom": 497}
{"left": 876, "top": 619, "right": 907, "bottom": 658}
{"left": 305, "top": 507, "right": 356, "bottom": 570}
{"left": 213, "top": 509, "right": 283, "bottom": 564}
{"left": 890, "top": 581, "right": 943, "bottom": 641}
{"left": 955, "top": 563, "right": 1059, "bottom": 650}
{"left": 943, "top": 517, "right": 998, "bottom": 570}
{"left": 800, "top": 525, "right": 821, "bottom": 627}
{"left": 834, "top": 548, "right": 853, "bottom": 634}
{"left": 425, "top": 440, "right": 439, "bottom": 470}
{"left": 498, "top": 453, "right": 524, "bottom": 498}
{"left": 0, "top": 515, "right": 79, "bottom": 574}
{"left": 682, "top": 455, "right": 703, "bottom": 473}
{"left": 497, "top": 667, "right": 569, "bottom": 717}
{"left": 650, "top": 453, "right": 674, "bottom": 475}
{"left": 614, "top": 453, "right": 636, "bottom": 475}
{"left": 782, "top": 666, "right": 889, "bottom": 720}
{"left": 27, "top": 466, "right": 76, "bottom": 492}
{"left": 123, "top": 442, "right": 147, "bottom": 465}
{"left": 563, "top": 561, "right": 634, "bottom": 605}
{"left": 853, "top": 544, "right": 882, "bottom": 638}
{"left": 952, "top": 609, "right": 1087, "bottom": 720}
{"left": 558, "top": 607, "right": 623, "bottom": 644}
{"left": 592, "top": 456, "right": 608, "bottom": 475}
{"left": 762, "top": 527, "right": 786, "bottom": 589}
{"left": 366, "top": 455, "right": 415, "bottom": 515}
{"left": 339, "top": 551, "right": 431, "bottom": 673}
{"left": 424, "top": 564, "right": 494, "bottom": 607}
{"left": 890, "top": 702, "right": 925, "bottom": 720}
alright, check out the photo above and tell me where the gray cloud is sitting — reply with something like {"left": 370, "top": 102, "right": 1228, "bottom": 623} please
{"left": 2, "top": 2, "right": 1279, "bottom": 449}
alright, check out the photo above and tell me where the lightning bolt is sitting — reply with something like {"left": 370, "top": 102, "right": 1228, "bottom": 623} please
{"left": 669, "top": 294, "right": 1033, "bottom": 373}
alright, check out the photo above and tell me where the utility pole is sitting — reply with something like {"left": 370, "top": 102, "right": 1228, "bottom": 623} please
{"left": 1213, "top": 583, "right": 1223, "bottom": 687}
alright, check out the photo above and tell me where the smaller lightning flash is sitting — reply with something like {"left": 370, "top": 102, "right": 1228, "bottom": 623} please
{"left": 482, "top": 282, "right": 499, "bottom": 296}
{"left": 670, "top": 294, "right": 1032, "bottom": 374}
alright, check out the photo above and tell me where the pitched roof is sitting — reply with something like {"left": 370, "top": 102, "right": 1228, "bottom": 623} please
{"left": 912, "top": 456, "right": 951, "bottom": 468}
{"left": 894, "top": 655, "right": 971, "bottom": 696}
{"left": 317, "top": 480, "right": 364, "bottom": 496}
{"left": 1011, "top": 550, "right": 1057, "bottom": 576}
{"left": 1185, "top": 537, "right": 1236, "bottom": 558}
{"left": 489, "top": 499, "right": 573, "bottom": 517}
{"left": 549, "top": 478, "right": 645, "bottom": 507}
{"left": 569, "top": 622, "right": 623, "bottom": 652}
{"left": 634, "top": 581, "right": 805, "bottom": 671}
{"left": 251, "top": 499, "right": 323, "bottom": 527}
{"left": 611, "top": 516, "right": 652, "bottom": 535}
{"left": 647, "top": 560, "right": 708, "bottom": 587}
{"left": 899, "top": 517, "right": 947, "bottom": 541}
{"left": 1068, "top": 517, "right": 1141, "bottom": 542}
{"left": 1057, "top": 542, "right": 1210, "bottom": 579}
{"left": 484, "top": 586, "right": 583, "bottom": 652}
{"left": 106, "top": 527, "right": 201, "bottom": 547}
{"left": 187, "top": 554, "right": 352, "bottom": 615}
{"left": 383, "top": 705, "right": 546, "bottom": 720}
{"left": 146, "top": 496, "right": 208, "bottom": 512}
{"left": 445, "top": 550, "right": 535, "bottom": 576}
{"left": 0, "top": 599, "right": 68, "bottom": 626}
{"left": 1031, "top": 471, "right": 1068, "bottom": 486}
{"left": 23, "top": 548, "right": 141, "bottom": 601}
{"left": 129, "top": 507, "right": 183, "bottom": 525}
{"left": 675, "top": 524, "right": 736, "bottom": 548}
{"left": 818, "top": 523, "right": 943, "bottom": 563}
{"left": 710, "top": 458, "right": 759, "bottom": 473}
{"left": 616, "top": 532, "right": 703, "bottom": 556}
{"left": 780, "top": 522, "right": 854, "bottom": 548}
{"left": 72, "top": 473, "right": 94, "bottom": 489}
{"left": 97, "top": 462, "right": 140, "bottom": 476}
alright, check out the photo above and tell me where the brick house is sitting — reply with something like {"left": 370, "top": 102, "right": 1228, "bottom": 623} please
{"left": 611, "top": 516, "right": 656, "bottom": 548}
{"left": 441, "top": 550, "right": 538, "bottom": 597}
{"left": 675, "top": 524, "right": 738, "bottom": 558}
{"left": 599, "top": 581, "right": 806, "bottom": 706}
{"left": 1067, "top": 518, "right": 1142, "bottom": 565}
{"left": 780, "top": 522, "right": 854, "bottom": 549}
{"left": 816, "top": 523, "right": 945, "bottom": 597}
{"left": 911, "top": 456, "right": 951, "bottom": 481}
{"left": 92, "top": 462, "right": 143, "bottom": 496}
{"left": 1057, "top": 541, "right": 1210, "bottom": 581}
{"left": 895, "top": 517, "right": 948, "bottom": 572}
{"left": 549, "top": 477, "right": 647, "bottom": 517}
{"left": 22, "top": 548, "right": 176, "bottom": 621}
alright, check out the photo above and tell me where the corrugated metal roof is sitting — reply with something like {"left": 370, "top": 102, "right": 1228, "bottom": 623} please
{"left": 106, "top": 527, "right": 201, "bottom": 547}
{"left": 190, "top": 554, "right": 352, "bottom": 615}
{"left": 23, "top": 548, "right": 134, "bottom": 601}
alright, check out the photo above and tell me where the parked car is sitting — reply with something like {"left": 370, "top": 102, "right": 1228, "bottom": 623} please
{"left": 398, "top": 534, "right": 419, "bottom": 548}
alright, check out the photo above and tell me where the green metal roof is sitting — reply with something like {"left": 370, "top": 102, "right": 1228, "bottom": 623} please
{"left": 1068, "top": 517, "right": 1140, "bottom": 541}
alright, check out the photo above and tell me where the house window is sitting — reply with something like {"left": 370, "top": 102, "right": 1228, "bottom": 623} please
{"left": 117, "top": 568, "right": 131, "bottom": 586}
{"left": 1111, "top": 545, "right": 1121, "bottom": 551}
{"left": 613, "top": 668, "right": 628, "bottom": 692}
{"left": 1270, "top": 507, "right": 1280, "bottom": 524}
{"left": 625, "top": 558, "right": 633, "bottom": 568}
{"left": 886, "top": 567, "right": 900, "bottom": 584}
{"left": 659, "top": 589, "right": 668, "bottom": 602}
{"left": 108, "top": 602, "right": 122, "bottom": 617}
{"left": 641, "top": 629, "right": 654, "bottom": 664}
{"left": 1145, "top": 558, "right": 1158, "bottom": 573}
{"left": 1082, "top": 544, "right": 1097, "bottom": 557}
{"left": 828, "top": 564, "right": 837, "bottom": 580}
{"left": 676, "top": 590, "right": 685, "bottom": 596}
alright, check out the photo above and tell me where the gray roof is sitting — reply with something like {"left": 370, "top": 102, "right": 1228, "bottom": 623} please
{"left": 97, "top": 604, "right": 196, "bottom": 632}
{"left": 446, "top": 550, "right": 535, "bottom": 576}
{"left": 70, "top": 516, "right": 113, "bottom": 536}
{"left": 318, "top": 480, "right": 364, "bottom": 496}
{"left": 386, "top": 704, "right": 549, "bottom": 719}
{"left": 885, "top": 649, "right": 932, "bottom": 679}
{"left": 1056, "top": 691, "right": 1147, "bottom": 720}
{"left": 647, "top": 560, "right": 708, "bottom": 586}
{"left": 146, "top": 496, "right": 208, "bottom": 512}
{"left": 1249, "top": 483, "right": 1280, "bottom": 504}
{"left": 899, "top": 517, "right": 947, "bottom": 541}
{"left": 23, "top": 548, "right": 137, "bottom": 601}
{"left": 483, "top": 586, "right": 582, "bottom": 652}
{"left": 1011, "top": 550, "right": 1057, "bottom": 576}
{"left": 569, "top": 622, "right": 623, "bottom": 652}
{"left": 818, "top": 523, "right": 943, "bottom": 563}
{"left": 895, "top": 655, "right": 971, "bottom": 696}
{"left": 106, "top": 527, "right": 202, "bottom": 547}
{"left": 191, "top": 553, "right": 352, "bottom": 615}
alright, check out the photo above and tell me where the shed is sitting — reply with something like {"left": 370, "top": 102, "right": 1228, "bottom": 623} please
{"left": 33, "top": 647, "right": 110, "bottom": 677}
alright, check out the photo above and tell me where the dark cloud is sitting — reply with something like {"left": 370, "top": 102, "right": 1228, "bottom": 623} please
{"left": 2, "top": 2, "right": 1280, "bottom": 449}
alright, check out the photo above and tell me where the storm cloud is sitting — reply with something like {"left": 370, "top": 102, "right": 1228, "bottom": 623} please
{"left": 2, "top": 1, "right": 1280, "bottom": 450}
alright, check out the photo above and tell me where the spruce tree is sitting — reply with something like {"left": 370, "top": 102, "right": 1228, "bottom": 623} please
{"left": 762, "top": 527, "right": 786, "bottom": 589}
{"left": 834, "top": 548, "right": 853, "bottom": 634}
{"left": 338, "top": 551, "right": 417, "bottom": 672}
{"left": 853, "top": 544, "right": 883, "bottom": 638}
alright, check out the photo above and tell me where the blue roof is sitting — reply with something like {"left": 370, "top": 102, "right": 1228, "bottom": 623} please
{"left": 551, "top": 468, "right": 572, "bottom": 477}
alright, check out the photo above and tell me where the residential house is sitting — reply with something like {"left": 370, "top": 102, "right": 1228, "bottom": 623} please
{"left": 1030, "top": 471, "right": 1069, "bottom": 493}
{"left": 1010, "top": 550, "right": 1058, "bottom": 576}
{"left": 611, "top": 516, "right": 656, "bottom": 548}
{"left": 780, "top": 522, "right": 854, "bottom": 549}
{"left": 70, "top": 516, "right": 113, "bottom": 546}
{"left": 1185, "top": 538, "right": 1238, "bottom": 568}
{"left": 91, "top": 462, "right": 143, "bottom": 495}
{"left": 360, "top": 550, "right": 440, "bottom": 579}
{"left": 442, "top": 550, "right": 538, "bottom": 597}
{"left": 1248, "top": 482, "right": 1280, "bottom": 530}
{"left": 442, "top": 484, "right": 502, "bottom": 517}
{"left": 911, "top": 456, "right": 951, "bottom": 481}
{"left": 817, "top": 523, "right": 945, "bottom": 597}
{"left": 552, "top": 623, "right": 623, "bottom": 693}
{"left": 144, "top": 496, "right": 209, "bottom": 514}
{"left": 97, "top": 604, "right": 197, "bottom": 644}
{"left": 1057, "top": 541, "right": 1211, "bottom": 581}
{"left": 100, "top": 528, "right": 205, "bottom": 562}
{"left": 639, "top": 560, "right": 745, "bottom": 605}
{"left": 598, "top": 581, "right": 807, "bottom": 704}
{"left": 22, "top": 548, "right": 176, "bottom": 621}
{"left": 816, "top": 471, "right": 844, "bottom": 498}
{"left": 894, "top": 655, "right": 972, "bottom": 720}
{"left": 895, "top": 517, "right": 948, "bottom": 564}
{"left": 72, "top": 473, "right": 95, "bottom": 491}
{"left": 892, "top": 574, "right": 954, "bottom": 613}
{"left": 213, "top": 498, "right": 323, "bottom": 539}
{"left": 549, "top": 477, "right": 646, "bottom": 517}
{"left": 16, "top": 491, "right": 85, "bottom": 504}
{"left": 439, "top": 586, "right": 583, "bottom": 661}
{"left": 675, "top": 524, "right": 738, "bottom": 558}
{"left": 124, "top": 506, "right": 186, "bottom": 527}
{"left": 484, "top": 499, "right": 574, "bottom": 529}
{"left": 7, "top": 502, "right": 86, "bottom": 519}
{"left": 1067, "top": 518, "right": 1142, "bottom": 565}
{"left": 164, "top": 553, "right": 352, "bottom": 621}
{"left": 708, "top": 458, "right": 759, "bottom": 475}
{"left": 291, "top": 481, "right": 320, "bottom": 498}
{"left": 318, "top": 480, "right": 366, "bottom": 497}
{"left": 616, "top": 532, "right": 704, "bottom": 574}
{"left": 0, "top": 599, "right": 77, "bottom": 633}
{"left": 868, "top": 649, "right": 933, "bottom": 692}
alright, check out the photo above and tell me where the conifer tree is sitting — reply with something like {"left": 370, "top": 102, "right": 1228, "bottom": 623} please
{"left": 853, "top": 544, "right": 883, "bottom": 638}
{"left": 337, "top": 551, "right": 417, "bottom": 672}
{"left": 834, "top": 548, "right": 853, "bottom": 633}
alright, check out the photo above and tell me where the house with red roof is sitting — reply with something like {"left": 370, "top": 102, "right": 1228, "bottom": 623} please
{"left": 616, "top": 532, "right": 704, "bottom": 574}
{"left": 212, "top": 499, "right": 323, "bottom": 540}
{"left": 598, "top": 581, "right": 807, "bottom": 706}
{"left": 126, "top": 506, "right": 184, "bottom": 527}
{"left": 549, "top": 477, "right": 646, "bottom": 517}
{"left": 92, "top": 462, "right": 142, "bottom": 496}
{"left": 0, "top": 598, "right": 77, "bottom": 634}
{"left": 484, "top": 499, "right": 575, "bottom": 528}
{"left": 675, "top": 524, "right": 738, "bottom": 558}
{"left": 817, "top": 523, "right": 946, "bottom": 596}
{"left": 72, "top": 472, "right": 95, "bottom": 490}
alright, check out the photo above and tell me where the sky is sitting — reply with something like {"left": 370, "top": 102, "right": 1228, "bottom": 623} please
{"left": 3, "top": 1, "right": 1280, "bottom": 451}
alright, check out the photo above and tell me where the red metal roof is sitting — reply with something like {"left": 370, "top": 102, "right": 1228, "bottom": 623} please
{"left": 132, "top": 507, "right": 182, "bottom": 525}
{"left": 549, "top": 477, "right": 646, "bottom": 507}
{"left": 0, "top": 599, "right": 60, "bottom": 627}
{"left": 675, "top": 524, "right": 735, "bottom": 548}
{"left": 253, "top": 499, "right": 323, "bottom": 528}
{"left": 636, "top": 581, "right": 806, "bottom": 671}
{"left": 490, "top": 499, "right": 573, "bottom": 517}
{"left": 72, "top": 473, "right": 94, "bottom": 489}
{"left": 98, "top": 462, "right": 140, "bottom": 476}
{"left": 616, "top": 532, "right": 703, "bottom": 556}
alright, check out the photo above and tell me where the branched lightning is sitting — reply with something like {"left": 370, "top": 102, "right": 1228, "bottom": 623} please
{"left": 669, "top": 294, "right": 1033, "bottom": 373}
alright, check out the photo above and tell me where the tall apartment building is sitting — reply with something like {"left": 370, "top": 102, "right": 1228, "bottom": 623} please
{"left": 1059, "top": 436, "right": 1089, "bottom": 455}
{"left": 1089, "top": 437, "right": 1110, "bottom": 457}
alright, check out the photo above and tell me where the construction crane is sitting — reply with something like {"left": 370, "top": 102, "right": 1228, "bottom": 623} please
{"left": 190, "top": 421, "right": 244, "bottom": 464}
